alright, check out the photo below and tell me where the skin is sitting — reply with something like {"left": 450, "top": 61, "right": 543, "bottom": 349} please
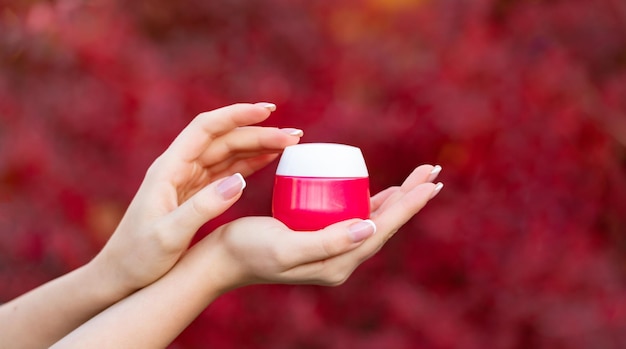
{"left": 0, "top": 103, "right": 444, "bottom": 349}
{"left": 0, "top": 103, "right": 303, "bottom": 349}
{"left": 52, "top": 165, "right": 441, "bottom": 348}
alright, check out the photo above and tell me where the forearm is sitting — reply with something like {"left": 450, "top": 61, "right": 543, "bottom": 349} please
{"left": 51, "top": 236, "right": 233, "bottom": 349}
{"left": 0, "top": 262, "right": 131, "bottom": 349}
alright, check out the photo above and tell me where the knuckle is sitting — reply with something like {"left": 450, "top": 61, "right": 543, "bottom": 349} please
{"left": 323, "top": 272, "right": 350, "bottom": 287}
{"left": 382, "top": 228, "right": 399, "bottom": 245}
{"left": 149, "top": 222, "right": 180, "bottom": 254}
{"left": 195, "top": 110, "right": 213, "bottom": 120}
{"left": 189, "top": 195, "right": 210, "bottom": 218}
{"left": 145, "top": 155, "right": 165, "bottom": 178}
{"left": 320, "top": 237, "right": 340, "bottom": 258}
{"left": 320, "top": 266, "right": 353, "bottom": 287}
{"left": 269, "top": 244, "right": 292, "bottom": 270}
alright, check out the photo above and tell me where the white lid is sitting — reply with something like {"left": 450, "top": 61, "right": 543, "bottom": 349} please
{"left": 276, "top": 143, "right": 368, "bottom": 178}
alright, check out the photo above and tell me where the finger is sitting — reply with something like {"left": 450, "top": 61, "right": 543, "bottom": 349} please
{"left": 209, "top": 153, "right": 281, "bottom": 179}
{"left": 370, "top": 187, "right": 400, "bottom": 215}
{"left": 277, "top": 175, "right": 443, "bottom": 286}
{"left": 198, "top": 126, "right": 303, "bottom": 167}
{"left": 399, "top": 165, "right": 439, "bottom": 192}
{"left": 170, "top": 153, "right": 281, "bottom": 201}
{"left": 304, "top": 181, "right": 438, "bottom": 276}
{"left": 281, "top": 220, "right": 376, "bottom": 286}
{"left": 372, "top": 165, "right": 440, "bottom": 216}
{"left": 277, "top": 260, "right": 359, "bottom": 286}
{"left": 284, "top": 182, "right": 434, "bottom": 283}
{"left": 277, "top": 171, "right": 441, "bottom": 277}
{"left": 160, "top": 173, "right": 247, "bottom": 247}
{"left": 369, "top": 182, "right": 438, "bottom": 249}
{"left": 166, "top": 103, "right": 276, "bottom": 162}
{"left": 274, "top": 219, "right": 377, "bottom": 268}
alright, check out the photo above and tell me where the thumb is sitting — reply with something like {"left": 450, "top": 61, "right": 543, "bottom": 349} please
{"left": 279, "top": 219, "right": 377, "bottom": 267}
{"left": 164, "top": 173, "right": 246, "bottom": 235}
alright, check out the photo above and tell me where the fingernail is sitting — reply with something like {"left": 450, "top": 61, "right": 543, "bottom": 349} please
{"left": 348, "top": 219, "right": 377, "bottom": 243}
{"left": 255, "top": 102, "right": 276, "bottom": 112}
{"left": 430, "top": 182, "right": 444, "bottom": 199}
{"left": 427, "top": 165, "right": 442, "bottom": 183}
{"left": 216, "top": 173, "right": 246, "bottom": 200}
{"left": 280, "top": 128, "right": 304, "bottom": 137}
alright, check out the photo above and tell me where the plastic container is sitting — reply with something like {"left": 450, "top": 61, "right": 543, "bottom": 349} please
{"left": 272, "top": 143, "right": 370, "bottom": 231}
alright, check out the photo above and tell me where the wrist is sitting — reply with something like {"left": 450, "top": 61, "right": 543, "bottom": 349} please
{"left": 82, "top": 257, "right": 139, "bottom": 303}
{"left": 185, "top": 232, "right": 249, "bottom": 296}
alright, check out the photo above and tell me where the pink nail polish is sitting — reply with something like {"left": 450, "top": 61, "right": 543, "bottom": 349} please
{"left": 427, "top": 165, "right": 442, "bottom": 183}
{"left": 217, "top": 173, "right": 246, "bottom": 200}
{"left": 255, "top": 102, "right": 276, "bottom": 112}
{"left": 348, "top": 220, "right": 377, "bottom": 242}
{"left": 280, "top": 128, "right": 304, "bottom": 137}
{"left": 430, "top": 182, "right": 444, "bottom": 199}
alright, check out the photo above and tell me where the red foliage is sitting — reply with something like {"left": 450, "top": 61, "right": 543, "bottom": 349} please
{"left": 2, "top": 0, "right": 626, "bottom": 347}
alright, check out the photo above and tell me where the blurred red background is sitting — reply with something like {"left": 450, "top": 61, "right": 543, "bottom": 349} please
{"left": 2, "top": 0, "right": 626, "bottom": 348}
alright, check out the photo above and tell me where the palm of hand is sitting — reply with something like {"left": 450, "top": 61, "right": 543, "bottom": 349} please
{"left": 211, "top": 164, "right": 441, "bottom": 289}
{"left": 89, "top": 103, "right": 302, "bottom": 293}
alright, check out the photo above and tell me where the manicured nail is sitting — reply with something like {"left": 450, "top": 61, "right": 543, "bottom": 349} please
{"left": 255, "top": 102, "right": 276, "bottom": 112}
{"left": 348, "top": 219, "right": 377, "bottom": 243}
{"left": 430, "top": 182, "right": 444, "bottom": 199}
{"left": 216, "top": 173, "right": 246, "bottom": 200}
{"left": 427, "top": 165, "right": 442, "bottom": 183}
{"left": 280, "top": 128, "right": 304, "bottom": 137}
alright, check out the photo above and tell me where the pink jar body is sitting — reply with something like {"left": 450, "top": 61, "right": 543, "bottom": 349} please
{"left": 272, "top": 175, "right": 370, "bottom": 231}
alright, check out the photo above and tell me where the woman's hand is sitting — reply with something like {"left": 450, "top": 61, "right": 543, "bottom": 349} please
{"left": 198, "top": 164, "right": 443, "bottom": 291}
{"left": 89, "top": 102, "right": 303, "bottom": 294}
{"left": 50, "top": 166, "right": 443, "bottom": 349}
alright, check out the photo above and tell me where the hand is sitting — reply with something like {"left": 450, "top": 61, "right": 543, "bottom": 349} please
{"left": 44, "top": 167, "right": 442, "bottom": 349}
{"left": 197, "top": 165, "right": 443, "bottom": 290}
{"left": 89, "top": 103, "right": 303, "bottom": 294}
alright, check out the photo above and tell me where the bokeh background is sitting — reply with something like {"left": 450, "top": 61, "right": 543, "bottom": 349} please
{"left": 2, "top": 0, "right": 626, "bottom": 348}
